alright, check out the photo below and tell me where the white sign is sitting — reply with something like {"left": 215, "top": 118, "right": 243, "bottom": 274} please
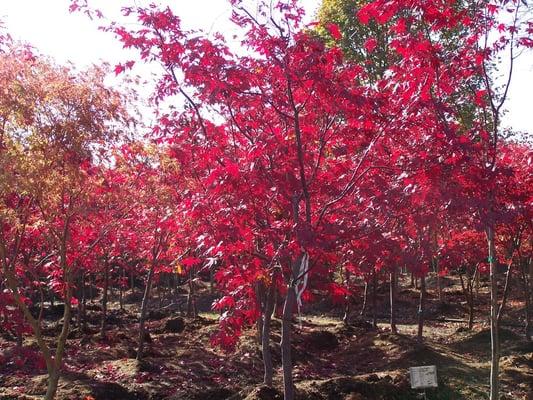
{"left": 410, "top": 365, "right": 438, "bottom": 389}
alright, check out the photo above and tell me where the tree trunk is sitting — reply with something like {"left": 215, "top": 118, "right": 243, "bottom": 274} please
{"left": 390, "top": 269, "right": 397, "bottom": 333}
{"left": 271, "top": 285, "right": 278, "bottom": 318}
{"left": 360, "top": 279, "right": 368, "bottom": 316}
{"left": 130, "top": 270, "right": 135, "bottom": 293}
{"left": 100, "top": 260, "right": 109, "bottom": 338}
{"left": 187, "top": 267, "right": 197, "bottom": 318}
{"left": 119, "top": 268, "right": 124, "bottom": 310}
{"left": 372, "top": 270, "right": 377, "bottom": 328}
{"left": 256, "top": 281, "right": 265, "bottom": 345}
{"left": 487, "top": 225, "right": 500, "bottom": 400}
{"left": 522, "top": 257, "right": 532, "bottom": 340}
{"left": 46, "top": 232, "right": 74, "bottom": 399}
{"left": 436, "top": 264, "right": 442, "bottom": 301}
{"left": 1, "top": 246, "right": 73, "bottom": 400}
{"left": 210, "top": 266, "right": 215, "bottom": 294}
{"left": 417, "top": 274, "right": 426, "bottom": 342}
{"left": 475, "top": 268, "right": 480, "bottom": 299}
{"left": 343, "top": 268, "right": 351, "bottom": 325}
{"left": 262, "top": 280, "right": 275, "bottom": 386}
{"left": 459, "top": 269, "right": 475, "bottom": 330}
{"left": 468, "top": 283, "right": 475, "bottom": 330}
{"left": 89, "top": 274, "right": 94, "bottom": 300}
{"left": 137, "top": 265, "right": 155, "bottom": 360}
{"left": 281, "top": 284, "right": 296, "bottom": 400}
{"left": 44, "top": 369, "right": 60, "bottom": 400}
{"left": 47, "top": 265, "right": 73, "bottom": 400}
{"left": 77, "top": 271, "right": 85, "bottom": 330}
{"left": 158, "top": 281, "right": 163, "bottom": 308}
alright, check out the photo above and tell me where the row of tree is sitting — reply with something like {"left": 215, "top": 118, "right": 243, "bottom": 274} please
{"left": 1, "top": 0, "right": 532, "bottom": 399}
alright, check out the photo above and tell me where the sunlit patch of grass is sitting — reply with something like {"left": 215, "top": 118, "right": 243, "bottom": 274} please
{"left": 198, "top": 311, "right": 219, "bottom": 321}
{"left": 301, "top": 314, "right": 342, "bottom": 327}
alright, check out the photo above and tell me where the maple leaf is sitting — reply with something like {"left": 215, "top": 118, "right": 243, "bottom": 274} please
{"left": 181, "top": 257, "right": 202, "bottom": 267}
{"left": 327, "top": 23, "right": 342, "bottom": 40}
{"left": 114, "top": 64, "right": 125, "bottom": 75}
{"left": 364, "top": 37, "right": 378, "bottom": 53}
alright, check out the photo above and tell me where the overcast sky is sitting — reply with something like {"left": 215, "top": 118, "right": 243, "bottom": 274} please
{"left": 0, "top": 0, "right": 531, "bottom": 134}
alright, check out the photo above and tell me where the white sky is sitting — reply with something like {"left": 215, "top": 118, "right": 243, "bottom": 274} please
{"left": 0, "top": 0, "right": 531, "bottom": 134}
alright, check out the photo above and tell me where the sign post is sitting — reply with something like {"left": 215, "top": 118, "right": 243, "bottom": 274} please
{"left": 410, "top": 365, "right": 438, "bottom": 399}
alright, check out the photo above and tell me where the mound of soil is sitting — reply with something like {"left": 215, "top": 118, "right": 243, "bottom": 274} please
{"left": 342, "top": 318, "right": 376, "bottom": 333}
{"left": 454, "top": 328, "right": 521, "bottom": 353}
{"left": 431, "top": 301, "right": 463, "bottom": 316}
{"left": 91, "top": 381, "right": 148, "bottom": 400}
{"left": 236, "top": 385, "right": 283, "bottom": 400}
{"left": 42, "top": 304, "right": 65, "bottom": 320}
{"left": 164, "top": 317, "right": 186, "bottom": 333}
{"left": 501, "top": 354, "right": 533, "bottom": 369}
{"left": 390, "top": 344, "right": 451, "bottom": 368}
{"left": 303, "top": 330, "right": 339, "bottom": 351}
{"left": 297, "top": 374, "right": 415, "bottom": 400}
{"left": 148, "top": 309, "right": 167, "bottom": 321}
{"left": 178, "top": 387, "right": 235, "bottom": 400}
{"left": 425, "top": 275, "right": 455, "bottom": 289}
{"left": 124, "top": 291, "right": 144, "bottom": 304}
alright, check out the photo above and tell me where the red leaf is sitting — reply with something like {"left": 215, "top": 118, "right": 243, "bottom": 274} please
{"left": 364, "top": 38, "right": 378, "bottom": 53}
{"left": 182, "top": 257, "right": 202, "bottom": 267}
{"left": 327, "top": 23, "right": 342, "bottom": 40}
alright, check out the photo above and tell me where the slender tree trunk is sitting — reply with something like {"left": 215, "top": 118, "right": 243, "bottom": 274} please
{"left": 459, "top": 269, "right": 475, "bottom": 330}
{"left": 475, "top": 268, "right": 480, "bottom": 299}
{"left": 372, "top": 270, "right": 377, "bottom": 328}
{"left": 256, "top": 281, "right": 265, "bottom": 345}
{"left": 81, "top": 271, "right": 87, "bottom": 332}
{"left": 468, "top": 283, "right": 475, "bottom": 330}
{"left": 390, "top": 269, "right": 397, "bottom": 333}
{"left": 436, "top": 263, "right": 442, "bottom": 301}
{"left": 187, "top": 267, "right": 197, "bottom": 318}
{"left": 343, "top": 269, "right": 351, "bottom": 325}
{"left": 496, "top": 258, "right": 514, "bottom": 326}
{"left": 77, "top": 271, "right": 84, "bottom": 329}
{"left": 468, "top": 269, "right": 475, "bottom": 330}
{"left": 119, "top": 268, "right": 124, "bottom": 310}
{"left": 262, "top": 280, "right": 275, "bottom": 386}
{"left": 281, "top": 284, "right": 297, "bottom": 400}
{"left": 44, "top": 370, "right": 60, "bottom": 400}
{"left": 137, "top": 265, "right": 155, "bottom": 360}
{"left": 157, "top": 280, "right": 163, "bottom": 308}
{"left": 521, "top": 258, "right": 532, "bottom": 340}
{"left": 271, "top": 286, "right": 278, "bottom": 318}
{"left": 487, "top": 225, "right": 500, "bottom": 400}
{"left": 164, "top": 276, "right": 171, "bottom": 306}
{"left": 47, "top": 264, "right": 74, "bottom": 400}
{"left": 100, "top": 260, "right": 109, "bottom": 338}
{"left": 173, "top": 273, "right": 180, "bottom": 305}
{"left": 38, "top": 283, "right": 45, "bottom": 327}
{"left": 360, "top": 279, "right": 368, "bottom": 316}
{"left": 1, "top": 253, "right": 65, "bottom": 400}
{"left": 210, "top": 266, "right": 215, "bottom": 294}
{"left": 44, "top": 224, "right": 74, "bottom": 400}
{"left": 417, "top": 274, "right": 426, "bottom": 342}
{"left": 89, "top": 274, "right": 94, "bottom": 301}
